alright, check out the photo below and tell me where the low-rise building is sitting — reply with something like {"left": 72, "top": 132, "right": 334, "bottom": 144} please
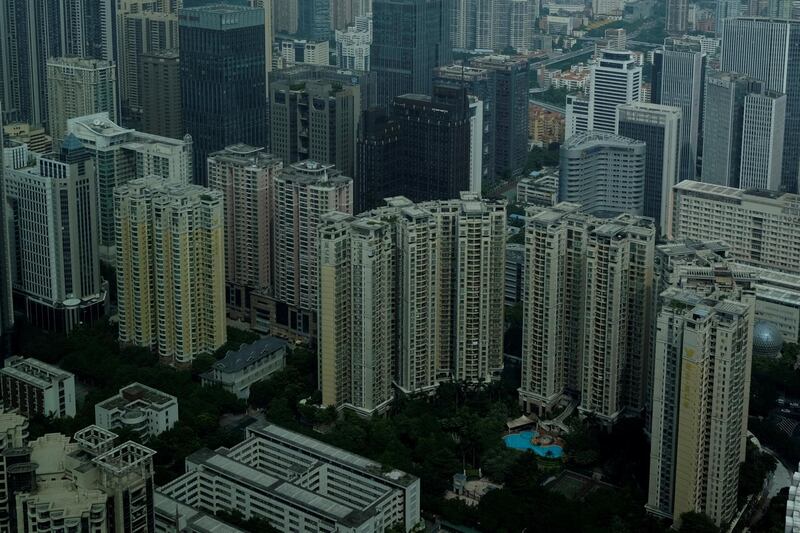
{"left": 95, "top": 383, "right": 178, "bottom": 438}
{"left": 201, "top": 337, "right": 288, "bottom": 400}
{"left": 0, "top": 357, "right": 75, "bottom": 418}
{"left": 158, "top": 423, "right": 421, "bottom": 532}
{"left": 517, "top": 174, "right": 559, "bottom": 207}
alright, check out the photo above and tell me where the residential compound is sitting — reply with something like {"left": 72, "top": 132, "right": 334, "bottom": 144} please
{"left": 519, "top": 203, "right": 656, "bottom": 422}
{"left": 0, "top": 424, "right": 157, "bottom": 532}
{"left": 158, "top": 423, "right": 421, "bottom": 532}
{"left": 95, "top": 383, "right": 179, "bottom": 438}
{"left": 115, "top": 178, "right": 226, "bottom": 365}
{"left": 669, "top": 181, "right": 800, "bottom": 274}
{"left": 319, "top": 193, "right": 506, "bottom": 415}
{"left": 0, "top": 357, "right": 76, "bottom": 418}
{"left": 67, "top": 113, "right": 193, "bottom": 259}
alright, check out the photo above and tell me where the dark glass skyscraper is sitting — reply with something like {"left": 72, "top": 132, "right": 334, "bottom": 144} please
{"left": 371, "top": 0, "right": 453, "bottom": 109}
{"left": 298, "top": 0, "right": 331, "bottom": 42}
{"left": 179, "top": 4, "right": 267, "bottom": 185}
{"left": 355, "top": 107, "right": 400, "bottom": 212}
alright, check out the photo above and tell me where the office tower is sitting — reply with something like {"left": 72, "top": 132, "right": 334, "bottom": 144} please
{"left": 519, "top": 203, "right": 655, "bottom": 417}
{"left": 509, "top": 0, "right": 533, "bottom": 52}
{"left": 336, "top": 14, "right": 372, "bottom": 71}
{"left": 5, "top": 136, "right": 107, "bottom": 332}
{"left": 115, "top": 178, "right": 226, "bottom": 366}
{"left": 116, "top": 1, "right": 179, "bottom": 124}
{"left": 319, "top": 193, "right": 506, "bottom": 413}
{"left": 650, "top": 38, "right": 706, "bottom": 181}
{"left": 298, "top": 0, "right": 331, "bottom": 41}
{"left": 46, "top": 58, "right": 118, "bottom": 146}
{"left": 470, "top": 55, "right": 529, "bottom": 178}
{"left": 739, "top": 91, "right": 786, "bottom": 191}
{"left": 451, "top": 0, "right": 475, "bottom": 50}
{"left": 559, "top": 132, "right": 646, "bottom": 217}
{"left": 0, "top": 356, "right": 76, "bottom": 418}
{"left": 566, "top": 94, "right": 590, "bottom": 138}
{"left": 666, "top": 0, "right": 688, "bottom": 33}
{"left": 652, "top": 39, "right": 705, "bottom": 181}
{"left": 371, "top": 0, "right": 452, "bottom": 109}
{"left": 269, "top": 64, "right": 377, "bottom": 112}
{"left": 140, "top": 50, "right": 182, "bottom": 139}
{"left": 701, "top": 71, "right": 761, "bottom": 187}
{"left": 648, "top": 280, "right": 754, "bottom": 527}
{"left": 180, "top": 4, "right": 267, "bottom": 185}
{"left": 274, "top": 0, "right": 300, "bottom": 33}
{"left": 617, "top": 102, "right": 681, "bottom": 231}
{"left": 588, "top": 50, "right": 642, "bottom": 133}
{"left": 769, "top": 0, "right": 793, "bottom": 17}
{"left": 67, "top": 112, "right": 193, "bottom": 260}
{"left": 270, "top": 79, "right": 361, "bottom": 178}
{"left": 670, "top": 180, "right": 800, "bottom": 273}
{"left": 3, "top": 426, "right": 157, "bottom": 532}
{"left": 721, "top": 18, "right": 800, "bottom": 192}
{"left": 208, "top": 145, "right": 282, "bottom": 318}
{"left": 716, "top": 0, "right": 741, "bottom": 35}
{"left": 392, "top": 85, "right": 471, "bottom": 202}
{"left": 0, "top": 110, "right": 13, "bottom": 355}
{"left": 270, "top": 161, "right": 352, "bottom": 341}
{"left": 467, "top": 96, "right": 484, "bottom": 193}
{"left": 158, "top": 423, "right": 422, "bottom": 532}
{"left": 434, "top": 64, "right": 496, "bottom": 182}
{"left": 355, "top": 108, "right": 400, "bottom": 212}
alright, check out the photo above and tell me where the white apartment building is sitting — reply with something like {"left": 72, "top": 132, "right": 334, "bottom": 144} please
{"left": 68, "top": 112, "right": 193, "bottom": 259}
{"left": 279, "top": 40, "right": 330, "bottom": 68}
{"left": 519, "top": 203, "right": 655, "bottom": 419}
{"left": 95, "top": 383, "right": 179, "bottom": 438}
{"left": 158, "top": 423, "right": 422, "bottom": 533}
{"left": 0, "top": 357, "right": 76, "bottom": 418}
{"left": 0, "top": 412, "right": 28, "bottom": 532}
{"left": 669, "top": 180, "right": 800, "bottom": 274}
{"left": 336, "top": 14, "right": 371, "bottom": 71}
{"left": 207, "top": 144, "right": 282, "bottom": 318}
{"left": 115, "top": 178, "right": 226, "bottom": 366}
{"left": 201, "top": 337, "right": 288, "bottom": 400}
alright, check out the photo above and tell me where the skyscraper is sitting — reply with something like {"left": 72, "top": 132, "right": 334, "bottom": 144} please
{"left": 207, "top": 145, "right": 282, "bottom": 319}
{"left": 0, "top": 107, "right": 13, "bottom": 354}
{"left": 67, "top": 112, "right": 193, "bottom": 260}
{"left": 648, "top": 270, "right": 754, "bottom": 527}
{"left": 115, "top": 178, "right": 226, "bottom": 366}
{"left": 721, "top": 18, "right": 800, "bottom": 192}
{"left": 509, "top": 0, "right": 534, "bottom": 52}
{"left": 587, "top": 50, "right": 642, "bottom": 133}
{"left": 559, "top": 132, "right": 646, "bottom": 217}
{"left": 140, "top": 50, "right": 183, "bottom": 139}
{"left": 5, "top": 136, "right": 106, "bottom": 332}
{"left": 652, "top": 38, "right": 705, "bottom": 182}
{"left": 371, "top": 0, "right": 452, "bottom": 109}
{"left": 715, "top": 0, "right": 741, "bottom": 35}
{"left": 391, "top": 85, "right": 472, "bottom": 202}
{"left": 46, "top": 58, "right": 118, "bottom": 146}
{"left": 180, "top": 4, "right": 267, "bottom": 185}
{"left": 701, "top": 71, "right": 761, "bottom": 188}
{"left": 116, "top": 1, "right": 179, "bottom": 124}
{"left": 519, "top": 203, "right": 655, "bottom": 418}
{"left": 270, "top": 161, "right": 352, "bottom": 342}
{"left": 666, "top": 0, "right": 688, "bottom": 33}
{"left": 470, "top": 55, "right": 529, "bottom": 179}
{"left": 617, "top": 102, "right": 681, "bottom": 232}
{"left": 739, "top": 91, "right": 786, "bottom": 191}
{"left": 319, "top": 193, "right": 506, "bottom": 414}
{"left": 270, "top": 79, "right": 361, "bottom": 178}
{"left": 355, "top": 107, "right": 400, "bottom": 212}
{"left": 298, "top": 0, "right": 332, "bottom": 41}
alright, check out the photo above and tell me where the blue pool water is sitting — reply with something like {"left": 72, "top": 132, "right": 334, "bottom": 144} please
{"left": 503, "top": 431, "right": 563, "bottom": 458}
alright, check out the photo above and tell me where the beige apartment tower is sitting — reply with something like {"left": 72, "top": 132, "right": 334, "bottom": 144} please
{"left": 208, "top": 145, "right": 283, "bottom": 319}
{"left": 115, "top": 178, "right": 226, "bottom": 366}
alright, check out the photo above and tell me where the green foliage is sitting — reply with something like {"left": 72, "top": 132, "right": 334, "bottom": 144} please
{"left": 525, "top": 144, "right": 560, "bottom": 174}
{"left": 214, "top": 327, "right": 262, "bottom": 359}
{"left": 750, "top": 344, "right": 800, "bottom": 417}
{"left": 532, "top": 87, "right": 569, "bottom": 107}
{"left": 751, "top": 487, "right": 790, "bottom": 533}
{"left": 677, "top": 512, "right": 720, "bottom": 533}
{"left": 737, "top": 441, "right": 776, "bottom": 507}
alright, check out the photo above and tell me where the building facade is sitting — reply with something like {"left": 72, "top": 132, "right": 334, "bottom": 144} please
{"left": 0, "top": 357, "right": 76, "bottom": 418}
{"left": 95, "top": 382, "right": 179, "bottom": 438}
{"left": 587, "top": 50, "right": 642, "bottom": 134}
{"left": 208, "top": 145, "right": 282, "bottom": 318}
{"left": 140, "top": 50, "right": 183, "bottom": 140}
{"left": 115, "top": 178, "right": 226, "bottom": 365}
{"left": 739, "top": 91, "right": 786, "bottom": 191}
{"left": 355, "top": 107, "right": 400, "bottom": 213}
{"left": 559, "top": 132, "right": 646, "bottom": 217}
{"left": 336, "top": 15, "right": 372, "bottom": 71}
{"left": 201, "top": 337, "right": 288, "bottom": 400}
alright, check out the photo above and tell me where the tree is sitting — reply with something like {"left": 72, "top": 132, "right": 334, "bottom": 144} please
{"left": 678, "top": 512, "right": 720, "bottom": 533}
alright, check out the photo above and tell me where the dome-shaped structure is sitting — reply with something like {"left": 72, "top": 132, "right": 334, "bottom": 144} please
{"left": 753, "top": 320, "right": 784, "bottom": 358}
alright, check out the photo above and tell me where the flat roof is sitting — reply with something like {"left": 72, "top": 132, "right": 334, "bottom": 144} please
{"left": 96, "top": 382, "right": 176, "bottom": 412}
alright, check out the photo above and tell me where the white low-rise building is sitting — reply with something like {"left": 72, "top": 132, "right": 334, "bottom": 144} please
{"left": 0, "top": 357, "right": 76, "bottom": 418}
{"left": 95, "top": 383, "right": 178, "bottom": 438}
{"left": 201, "top": 337, "right": 287, "bottom": 399}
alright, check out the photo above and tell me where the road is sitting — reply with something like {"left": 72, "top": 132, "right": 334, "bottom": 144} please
{"left": 528, "top": 99, "right": 566, "bottom": 114}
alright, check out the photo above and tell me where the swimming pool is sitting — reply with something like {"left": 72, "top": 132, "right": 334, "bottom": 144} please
{"left": 503, "top": 431, "right": 563, "bottom": 458}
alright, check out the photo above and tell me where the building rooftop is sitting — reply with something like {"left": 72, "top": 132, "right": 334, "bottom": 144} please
{"left": 208, "top": 337, "right": 287, "bottom": 374}
{"left": 563, "top": 131, "right": 645, "bottom": 149}
{"left": 96, "top": 383, "right": 177, "bottom": 412}
{"left": 1, "top": 357, "right": 73, "bottom": 389}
